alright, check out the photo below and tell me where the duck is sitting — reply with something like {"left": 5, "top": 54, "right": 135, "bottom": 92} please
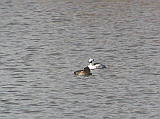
{"left": 88, "top": 58, "right": 106, "bottom": 70}
{"left": 74, "top": 66, "right": 92, "bottom": 76}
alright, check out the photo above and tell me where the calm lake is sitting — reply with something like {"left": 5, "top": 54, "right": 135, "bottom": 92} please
{"left": 0, "top": 0, "right": 159, "bottom": 119}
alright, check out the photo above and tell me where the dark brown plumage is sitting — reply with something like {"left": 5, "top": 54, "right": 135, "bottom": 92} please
{"left": 74, "top": 67, "right": 92, "bottom": 76}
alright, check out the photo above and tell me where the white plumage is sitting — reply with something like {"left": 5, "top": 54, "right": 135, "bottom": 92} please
{"left": 88, "top": 58, "right": 106, "bottom": 70}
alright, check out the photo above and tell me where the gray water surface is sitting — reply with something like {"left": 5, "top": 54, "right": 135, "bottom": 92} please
{"left": 0, "top": 0, "right": 160, "bottom": 119}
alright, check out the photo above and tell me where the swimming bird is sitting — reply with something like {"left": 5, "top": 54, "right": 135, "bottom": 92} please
{"left": 88, "top": 58, "right": 106, "bottom": 70}
{"left": 74, "top": 66, "right": 92, "bottom": 76}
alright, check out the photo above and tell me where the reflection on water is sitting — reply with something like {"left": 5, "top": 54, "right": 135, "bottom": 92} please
{"left": 0, "top": 0, "right": 159, "bottom": 119}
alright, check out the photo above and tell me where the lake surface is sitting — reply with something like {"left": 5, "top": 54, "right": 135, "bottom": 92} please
{"left": 0, "top": 0, "right": 159, "bottom": 119}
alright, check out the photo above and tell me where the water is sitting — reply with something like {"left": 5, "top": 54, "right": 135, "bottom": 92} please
{"left": 0, "top": 0, "right": 159, "bottom": 119}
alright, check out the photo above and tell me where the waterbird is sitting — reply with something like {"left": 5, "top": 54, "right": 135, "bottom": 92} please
{"left": 74, "top": 66, "right": 92, "bottom": 76}
{"left": 88, "top": 58, "right": 106, "bottom": 70}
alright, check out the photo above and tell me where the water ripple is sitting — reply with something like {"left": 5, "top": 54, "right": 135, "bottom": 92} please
{"left": 0, "top": 0, "right": 159, "bottom": 119}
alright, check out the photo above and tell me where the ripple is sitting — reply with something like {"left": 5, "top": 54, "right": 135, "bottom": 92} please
{"left": 0, "top": 0, "right": 159, "bottom": 119}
